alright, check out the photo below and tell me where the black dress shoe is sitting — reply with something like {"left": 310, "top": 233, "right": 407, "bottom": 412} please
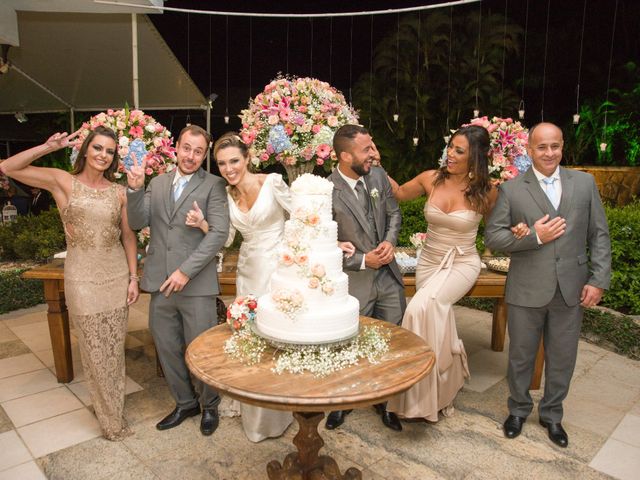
{"left": 325, "top": 410, "right": 352, "bottom": 430}
{"left": 503, "top": 415, "right": 526, "bottom": 439}
{"left": 156, "top": 405, "right": 201, "bottom": 431}
{"left": 539, "top": 419, "right": 568, "bottom": 448}
{"left": 200, "top": 408, "right": 219, "bottom": 436}
{"left": 373, "top": 404, "right": 402, "bottom": 431}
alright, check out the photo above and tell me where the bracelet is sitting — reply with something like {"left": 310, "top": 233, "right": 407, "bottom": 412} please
{"left": 129, "top": 273, "right": 140, "bottom": 281}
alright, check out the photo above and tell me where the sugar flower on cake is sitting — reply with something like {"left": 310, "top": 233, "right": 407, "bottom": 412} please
{"left": 240, "top": 76, "right": 358, "bottom": 170}
{"left": 226, "top": 295, "right": 258, "bottom": 332}
{"left": 71, "top": 107, "right": 176, "bottom": 184}
{"left": 272, "top": 288, "right": 305, "bottom": 318}
{"left": 308, "top": 263, "right": 334, "bottom": 296}
{"left": 441, "top": 116, "right": 531, "bottom": 183}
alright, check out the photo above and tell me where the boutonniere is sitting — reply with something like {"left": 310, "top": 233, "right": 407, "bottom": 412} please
{"left": 370, "top": 188, "right": 379, "bottom": 207}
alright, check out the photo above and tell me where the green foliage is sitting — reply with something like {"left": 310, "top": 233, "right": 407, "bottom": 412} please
{"left": 582, "top": 309, "right": 640, "bottom": 360}
{"left": 352, "top": 11, "right": 523, "bottom": 182}
{"left": 398, "top": 197, "right": 428, "bottom": 246}
{"left": 567, "top": 62, "right": 640, "bottom": 166}
{"left": 603, "top": 202, "right": 640, "bottom": 314}
{"left": 0, "top": 269, "right": 44, "bottom": 314}
{"left": 0, "top": 210, "right": 66, "bottom": 261}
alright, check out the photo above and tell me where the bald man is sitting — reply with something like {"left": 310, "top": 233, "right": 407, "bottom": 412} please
{"left": 485, "top": 122, "right": 611, "bottom": 448}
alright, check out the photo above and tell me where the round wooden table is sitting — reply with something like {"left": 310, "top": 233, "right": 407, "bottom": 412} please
{"left": 186, "top": 316, "right": 435, "bottom": 480}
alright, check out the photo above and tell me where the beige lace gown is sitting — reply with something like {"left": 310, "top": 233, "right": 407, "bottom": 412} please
{"left": 387, "top": 196, "right": 482, "bottom": 421}
{"left": 60, "top": 177, "right": 130, "bottom": 440}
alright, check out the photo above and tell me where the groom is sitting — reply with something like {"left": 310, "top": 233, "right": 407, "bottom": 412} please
{"left": 127, "top": 125, "right": 229, "bottom": 436}
{"left": 485, "top": 122, "right": 610, "bottom": 448}
{"left": 327, "top": 124, "right": 406, "bottom": 432}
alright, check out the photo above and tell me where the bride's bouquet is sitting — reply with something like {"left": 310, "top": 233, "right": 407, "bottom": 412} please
{"left": 240, "top": 76, "right": 358, "bottom": 172}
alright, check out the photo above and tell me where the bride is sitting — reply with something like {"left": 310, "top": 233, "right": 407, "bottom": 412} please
{"left": 186, "top": 132, "right": 293, "bottom": 441}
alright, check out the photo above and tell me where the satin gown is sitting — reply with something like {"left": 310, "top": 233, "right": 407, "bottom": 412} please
{"left": 225, "top": 173, "right": 293, "bottom": 442}
{"left": 60, "top": 177, "right": 130, "bottom": 439}
{"left": 387, "top": 195, "right": 482, "bottom": 422}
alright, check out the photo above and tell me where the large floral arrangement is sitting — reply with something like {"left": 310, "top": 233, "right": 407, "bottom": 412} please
{"left": 465, "top": 116, "right": 531, "bottom": 182}
{"left": 240, "top": 76, "right": 358, "bottom": 171}
{"left": 71, "top": 107, "right": 176, "bottom": 183}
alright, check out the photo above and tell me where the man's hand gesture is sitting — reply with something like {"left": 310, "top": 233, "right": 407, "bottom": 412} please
{"left": 533, "top": 214, "right": 566, "bottom": 244}
{"left": 126, "top": 152, "right": 147, "bottom": 191}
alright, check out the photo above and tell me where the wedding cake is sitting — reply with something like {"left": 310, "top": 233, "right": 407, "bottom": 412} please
{"left": 255, "top": 174, "right": 360, "bottom": 343}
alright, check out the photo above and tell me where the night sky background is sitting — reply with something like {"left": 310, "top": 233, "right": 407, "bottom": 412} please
{"left": 2, "top": 0, "right": 639, "bottom": 165}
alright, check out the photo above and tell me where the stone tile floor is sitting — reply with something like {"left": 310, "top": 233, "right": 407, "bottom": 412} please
{"left": 0, "top": 295, "right": 638, "bottom": 479}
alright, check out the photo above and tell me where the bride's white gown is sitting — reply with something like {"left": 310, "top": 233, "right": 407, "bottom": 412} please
{"left": 223, "top": 173, "right": 293, "bottom": 442}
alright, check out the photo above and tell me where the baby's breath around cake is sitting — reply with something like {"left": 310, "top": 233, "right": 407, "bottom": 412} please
{"left": 223, "top": 325, "right": 390, "bottom": 377}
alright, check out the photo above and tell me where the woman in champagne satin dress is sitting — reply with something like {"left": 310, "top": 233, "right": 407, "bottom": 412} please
{"left": 386, "top": 126, "right": 520, "bottom": 422}
{"left": 0, "top": 127, "right": 139, "bottom": 439}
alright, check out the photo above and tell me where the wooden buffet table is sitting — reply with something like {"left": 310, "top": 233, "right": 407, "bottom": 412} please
{"left": 22, "top": 253, "right": 543, "bottom": 389}
{"left": 186, "top": 316, "right": 435, "bottom": 480}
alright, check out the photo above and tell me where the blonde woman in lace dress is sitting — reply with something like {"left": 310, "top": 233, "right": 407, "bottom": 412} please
{"left": 386, "top": 126, "right": 527, "bottom": 422}
{"left": 0, "top": 126, "right": 139, "bottom": 440}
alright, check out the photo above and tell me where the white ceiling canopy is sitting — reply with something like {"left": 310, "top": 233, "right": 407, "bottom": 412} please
{"left": 0, "top": 3, "right": 206, "bottom": 114}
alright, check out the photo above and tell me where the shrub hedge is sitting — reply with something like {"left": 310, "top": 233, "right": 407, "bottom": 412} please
{"left": 0, "top": 209, "right": 66, "bottom": 261}
{"left": 0, "top": 268, "right": 44, "bottom": 314}
{"left": 399, "top": 198, "right": 640, "bottom": 315}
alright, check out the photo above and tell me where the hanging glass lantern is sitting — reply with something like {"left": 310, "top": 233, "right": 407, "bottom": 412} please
{"left": 224, "top": 115, "right": 230, "bottom": 124}
{"left": 599, "top": 142, "right": 607, "bottom": 152}
{"left": 573, "top": 113, "right": 580, "bottom": 124}
{"left": 2, "top": 202, "right": 17, "bottom": 224}
{"left": 412, "top": 137, "right": 419, "bottom": 147}
{"left": 518, "top": 109, "right": 525, "bottom": 119}
{"left": 473, "top": 109, "right": 480, "bottom": 118}
{"left": 393, "top": 113, "right": 399, "bottom": 122}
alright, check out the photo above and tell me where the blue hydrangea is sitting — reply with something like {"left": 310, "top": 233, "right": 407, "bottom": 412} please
{"left": 268, "top": 125, "right": 292, "bottom": 153}
{"left": 123, "top": 138, "right": 148, "bottom": 170}
{"left": 514, "top": 154, "right": 532, "bottom": 174}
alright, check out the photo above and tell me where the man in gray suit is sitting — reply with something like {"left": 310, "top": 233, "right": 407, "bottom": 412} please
{"left": 126, "top": 125, "right": 229, "bottom": 436}
{"left": 485, "top": 122, "right": 610, "bottom": 448}
{"left": 326, "top": 124, "right": 406, "bottom": 431}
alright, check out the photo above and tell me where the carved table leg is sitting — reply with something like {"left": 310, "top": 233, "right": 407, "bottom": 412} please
{"left": 266, "top": 412, "right": 361, "bottom": 480}
{"left": 44, "top": 279, "right": 74, "bottom": 383}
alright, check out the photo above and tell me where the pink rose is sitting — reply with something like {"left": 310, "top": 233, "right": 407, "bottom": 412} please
{"left": 308, "top": 277, "right": 320, "bottom": 289}
{"left": 268, "top": 115, "right": 279, "bottom": 125}
{"left": 307, "top": 214, "right": 320, "bottom": 226}
{"left": 312, "top": 124, "right": 322, "bottom": 134}
{"left": 311, "top": 264, "right": 326, "bottom": 278}
{"left": 321, "top": 284, "right": 334, "bottom": 295}
{"left": 281, "top": 253, "right": 294, "bottom": 266}
{"left": 327, "top": 116, "right": 339, "bottom": 127}
{"left": 295, "top": 254, "right": 308, "bottom": 265}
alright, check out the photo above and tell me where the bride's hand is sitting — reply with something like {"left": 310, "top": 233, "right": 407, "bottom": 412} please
{"left": 511, "top": 222, "right": 530, "bottom": 239}
{"left": 338, "top": 241, "right": 356, "bottom": 258}
{"left": 186, "top": 201, "right": 207, "bottom": 232}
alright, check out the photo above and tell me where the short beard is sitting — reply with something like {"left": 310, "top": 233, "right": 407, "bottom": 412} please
{"left": 351, "top": 163, "right": 370, "bottom": 177}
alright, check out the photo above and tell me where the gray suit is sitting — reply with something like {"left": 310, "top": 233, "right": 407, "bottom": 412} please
{"left": 127, "top": 168, "right": 229, "bottom": 409}
{"left": 329, "top": 166, "right": 406, "bottom": 325}
{"left": 485, "top": 167, "right": 610, "bottom": 422}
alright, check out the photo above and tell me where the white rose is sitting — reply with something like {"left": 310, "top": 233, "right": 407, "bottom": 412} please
{"left": 119, "top": 136, "right": 129, "bottom": 147}
{"left": 145, "top": 124, "right": 156, "bottom": 133}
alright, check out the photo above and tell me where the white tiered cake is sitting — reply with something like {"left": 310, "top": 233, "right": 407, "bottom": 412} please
{"left": 255, "top": 174, "right": 360, "bottom": 343}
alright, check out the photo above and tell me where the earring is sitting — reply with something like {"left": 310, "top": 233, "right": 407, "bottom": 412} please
{"left": 468, "top": 171, "right": 474, "bottom": 180}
